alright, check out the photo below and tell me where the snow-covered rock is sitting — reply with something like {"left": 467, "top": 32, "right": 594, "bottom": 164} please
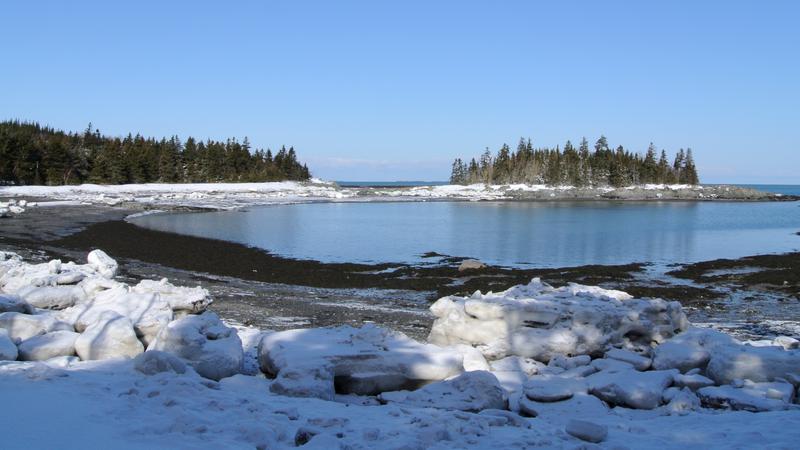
{"left": 706, "top": 344, "right": 800, "bottom": 385}
{"left": 74, "top": 312, "right": 144, "bottom": 360}
{"left": 17, "top": 330, "right": 79, "bottom": 361}
{"left": 565, "top": 419, "right": 607, "bottom": 443}
{"left": 132, "top": 278, "right": 212, "bottom": 314}
{"left": 17, "top": 285, "right": 86, "bottom": 310}
{"left": 673, "top": 373, "right": 715, "bottom": 390}
{"left": 428, "top": 278, "right": 688, "bottom": 362}
{"left": 698, "top": 380, "right": 797, "bottom": 412}
{"left": 87, "top": 249, "right": 118, "bottom": 279}
{"left": 149, "top": 312, "right": 242, "bottom": 381}
{"left": 133, "top": 350, "right": 188, "bottom": 375}
{"left": 652, "top": 327, "right": 738, "bottom": 373}
{"left": 586, "top": 368, "right": 678, "bottom": 409}
{"left": 0, "top": 312, "right": 73, "bottom": 342}
{"left": 259, "top": 324, "right": 463, "bottom": 400}
{"left": 0, "top": 329, "right": 18, "bottom": 360}
{"left": 524, "top": 375, "right": 587, "bottom": 402}
{"left": 605, "top": 348, "right": 652, "bottom": 371}
{"left": 0, "top": 294, "right": 30, "bottom": 314}
{"left": 378, "top": 370, "right": 506, "bottom": 412}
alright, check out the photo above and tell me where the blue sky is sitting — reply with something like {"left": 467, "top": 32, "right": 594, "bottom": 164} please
{"left": 2, "top": 1, "right": 798, "bottom": 182}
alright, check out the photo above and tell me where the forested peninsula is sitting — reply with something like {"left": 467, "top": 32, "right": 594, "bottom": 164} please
{"left": 450, "top": 136, "right": 699, "bottom": 187}
{"left": 0, "top": 120, "right": 311, "bottom": 185}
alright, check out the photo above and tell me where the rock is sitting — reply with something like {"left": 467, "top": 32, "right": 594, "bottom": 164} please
{"left": 605, "top": 348, "right": 651, "bottom": 371}
{"left": 74, "top": 312, "right": 144, "bottom": 360}
{"left": 586, "top": 368, "right": 677, "bottom": 409}
{"left": 378, "top": 371, "right": 506, "bottom": 412}
{"left": 17, "top": 286, "right": 86, "bottom": 310}
{"left": 133, "top": 350, "right": 187, "bottom": 375}
{"left": 706, "top": 344, "right": 800, "bottom": 385}
{"left": 428, "top": 278, "right": 688, "bottom": 362}
{"left": 673, "top": 373, "right": 715, "bottom": 390}
{"left": 652, "top": 327, "right": 737, "bottom": 373}
{"left": 0, "top": 329, "right": 18, "bottom": 360}
{"left": 132, "top": 278, "right": 213, "bottom": 314}
{"left": 565, "top": 419, "right": 607, "bottom": 443}
{"left": 0, "top": 294, "right": 30, "bottom": 313}
{"left": 0, "top": 312, "right": 73, "bottom": 342}
{"left": 87, "top": 249, "right": 118, "bottom": 279}
{"left": 524, "top": 375, "right": 587, "bottom": 402}
{"left": 458, "top": 259, "right": 487, "bottom": 272}
{"left": 149, "top": 312, "right": 242, "bottom": 381}
{"left": 17, "top": 330, "right": 79, "bottom": 361}
{"left": 259, "top": 324, "right": 462, "bottom": 400}
{"left": 519, "top": 392, "right": 608, "bottom": 420}
{"left": 698, "top": 381, "right": 796, "bottom": 412}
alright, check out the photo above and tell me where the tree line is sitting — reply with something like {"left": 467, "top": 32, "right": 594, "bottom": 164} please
{"left": 449, "top": 136, "right": 699, "bottom": 187}
{"left": 0, "top": 120, "right": 311, "bottom": 186}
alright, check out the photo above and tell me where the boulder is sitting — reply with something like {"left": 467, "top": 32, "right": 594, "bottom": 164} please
{"left": 0, "top": 294, "right": 30, "bottom": 313}
{"left": 565, "top": 419, "right": 607, "bottom": 443}
{"left": 378, "top": 371, "right": 506, "bottom": 412}
{"left": 706, "top": 344, "right": 800, "bottom": 385}
{"left": 258, "top": 324, "right": 463, "bottom": 400}
{"left": 428, "top": 278, "right": 688, "bottom": 362}
{"left": 0, "top": 329, "right": 18, "bottom": 360}
{"left": 132, "top": 278, "right": 213, "bottom": 313}
{"left": 652, "top": 327, "right": 737, "bottom": 373}
{"left": 133, "top": 350, "right": 188, "bottom": 375}
{"left": 74, "top": 312, "right": 144, "bottom": 360}
{"left": 0, "top": 312, "right": 73, "bottom": 342}
{"left": 87, "top": 249, "right": 118, "bottom": 279}
{"left": 458, "top": 259, "right": 487, "bottom": 272}
{"left": 149, "top": 312, "right": 242, "bottom": 381}
{"left": 17, "top": 330, "right": 79, "bottom": 361}
{"left": 586, "top": 368, "right": 677, "bottom": 409}
{"left": 17, "top": 286, "right": 86, "bottom": 310}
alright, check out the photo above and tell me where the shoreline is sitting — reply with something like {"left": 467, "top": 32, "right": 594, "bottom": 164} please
{"left": 2, "top": 201, "right": 798, "bottom": 340}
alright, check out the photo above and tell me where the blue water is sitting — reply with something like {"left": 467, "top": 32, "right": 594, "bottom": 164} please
{"left": 131, "top": 199, "right": 800, "bottom": 268}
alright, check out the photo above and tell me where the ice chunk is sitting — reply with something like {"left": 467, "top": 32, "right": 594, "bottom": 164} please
{"left": 0, "top": 312, "right": 73, "bottom": 342}
{"left": 652, "top": 327, "right": 737, "bottom": 373}
{"left": 428, "top": 278, "right": 688, "bottom": 362}
{"left": 0, "top": 329, "right": 18, "bottom": 360}
{"left": 87, "top": 249, "right": 118, "bottom": 279}
{"left": 524, "top": 375, "right": 587, "bottom": 402}
{"left": 149, "top": 312, "right": 243, "bottom": 381}
{"left": 586, "top": 368, "right": 677, "bottom": 409}
{"left": 378, "top": 371, "right": 506, "bottom": 412}
{"left": 17, "top": 330, "right": 79, "bottom": 361}
{"left": 74, "top": 311, "right": 144, "bottom": 360}
{"left": 17, "top": 285, "right": 86, "bottom": 310}
{"left": 133, "top": 350, "right": 188, "bottom": 375}
{"left": 698, "top": 381, "right": 797, "bottom": 412}
{"left": 605, "top": 348, "right": 652, "bottom": 371}
{"left": 258, "top": 324, "right": 463, "bottom": 400}
{"left": 132, "top": 278, "right": 212, "bottom": 313}
{"left": 565, "top": 419, "right": 607, "bottom": 443}
{"left": 0, "top": 294, "right": 31, "bottom": 314}
{"left": 706, "top": 344, "right": 800, "bottom": 385}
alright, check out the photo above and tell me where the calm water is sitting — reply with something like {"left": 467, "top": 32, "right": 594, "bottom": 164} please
{"left": 132, "top": 198, "right": 800, "bottom": 268}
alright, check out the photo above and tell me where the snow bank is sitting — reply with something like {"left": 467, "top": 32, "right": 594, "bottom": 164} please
{"left": 1, "top": 252, "right": 799, "bottom": 448}
{"left": 428, "top": 278, "right": 689, "bottom": 361}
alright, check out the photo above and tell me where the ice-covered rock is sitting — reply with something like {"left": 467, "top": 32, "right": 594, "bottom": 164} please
{"left": 149, "top": 312, "right": 242, "bottom": 381}
{"left": 0, "top": 329, "right": 18, "bottom": 360}
{"left": 132, "top": 278, "right": 212, "bottom": 314}
{"left": 17, "top": 285, "right": 87, "bottom": 310}
{"left": 428, "top": 278, "right": 688, "bottom": 362}
{"left": 0, "top": 294, "right": 30, "bottom": 313}
{"left": 706, "top": 344, "right": 800, "bottom": 385}
{"left": 133, "top": 350, "right": 188, "bottom": 375}
{"left": 378, "top": 370, "right": 506, "bottom": 412}
{"left": 259, "top": 324, "right": 463, "bottom": 400}
{"left": 17, "top": 330, "right": 79, "bottom": 361}
{"left": 586, "top": 368, "right": 677, "bottom": 409}
{"left": 87, "top": 249, "right": 118, "bottom": 279}
{"left": 64, "top": 287, "right": 172, "bottom": 345}
{"left": 652, "top": 327, "right": 738, "bottom": 373}
{"left": 698, "top": 381, "right": 797, "bottom": 412}
{"left": 74, "top": 312, "right": 144, "bottom": 360}
{"left": 605, "top": 348, "right": 652, "bottom": 371}
{"left": 0, "top": 312, "right": 73, "bottom": 342}
{"left": 524, "top": 375, "right": 587, "bottom": 402}
{"left": 565, "top": 419, "right": 607, "bottom": 443}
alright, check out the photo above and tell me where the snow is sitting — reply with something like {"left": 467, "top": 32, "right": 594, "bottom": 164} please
{"left": 0, "top": 250, "right": 799, "bottom": 448}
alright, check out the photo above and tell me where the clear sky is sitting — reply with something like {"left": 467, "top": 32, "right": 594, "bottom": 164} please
{"left": 2, "top": 1, "right": 798, "bottom": 183}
